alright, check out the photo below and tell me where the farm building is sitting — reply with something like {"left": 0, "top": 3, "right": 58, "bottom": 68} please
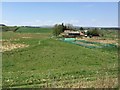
{"left": 62, "top": 30, "right": 84, "bottom": 38}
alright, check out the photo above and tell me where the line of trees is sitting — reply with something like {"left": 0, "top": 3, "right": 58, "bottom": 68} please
{"left": 0, "top": 24, "right": 20, "bottom": 32}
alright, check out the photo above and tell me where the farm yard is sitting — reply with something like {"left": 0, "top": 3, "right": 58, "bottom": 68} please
{"left": 2, "top": 27, "right": 118, "bottom": 88}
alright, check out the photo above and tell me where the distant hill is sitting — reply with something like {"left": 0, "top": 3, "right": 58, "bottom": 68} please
{"left": 0, "top": 24, "right": 6, "bottom": 26}
{"left": 0, "top": 24, "right": 10, "bottom": 32}
{"left": 0, "top": 24, "right": 21, "bottom": 32}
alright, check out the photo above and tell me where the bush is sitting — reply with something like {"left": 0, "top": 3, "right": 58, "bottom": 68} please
{"left": 87, "top": 28, "right": 101, "bottom": 36}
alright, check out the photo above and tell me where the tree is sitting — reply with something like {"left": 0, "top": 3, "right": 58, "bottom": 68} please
{"left": 65, "top": 24, "right": 73, "bottom": 30}
{"left": 87, "top": 28, "right": 101, "bottom": 36}
{"left": 80, "top": 27, "right": 84, "bottom": 30}
{"left": 53, "top": 24, "right": 64, "bottom": 36}
{"left": 53, "top": 24, "right": 58, "bottom": 36}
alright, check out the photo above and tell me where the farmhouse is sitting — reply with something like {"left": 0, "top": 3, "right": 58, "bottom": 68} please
{"left": 84, "top": 30, "right": 88, "bottom": 37}
{"left": 61, "top": 29, "right": 103, "bottom": 38}
{"left": 62, "top": 30, "right": 85, "bottom": 38}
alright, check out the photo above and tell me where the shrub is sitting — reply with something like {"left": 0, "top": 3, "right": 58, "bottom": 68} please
{"left": 87, "top": 28, "right": 101, "bottom": 36}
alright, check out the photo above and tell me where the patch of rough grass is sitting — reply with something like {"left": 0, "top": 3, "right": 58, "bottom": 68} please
{"left": 10, "top": 76, "right": 117, "bottom": 88}
{"left": 1, "top": 41, "right": 29, "bottom": 52}
{"left": 72, "top": 77, "right": 118, "bottom": 88}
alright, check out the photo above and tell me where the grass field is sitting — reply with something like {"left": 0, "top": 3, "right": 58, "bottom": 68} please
{"left": 16, "top": 27, "right": 53, "bottom": 33}
{"left": 2, "top": 28, "right": 118, "bottom": 88}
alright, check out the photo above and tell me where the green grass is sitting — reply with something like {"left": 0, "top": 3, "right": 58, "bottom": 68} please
{"left": 100, "top": 29, "right": 118, "bottom": 40}
{"left": 16, "top": 27, "right": 53, "bottom": 33}
{"left": 2, "top": 29, "right": 118, "bottom": 88}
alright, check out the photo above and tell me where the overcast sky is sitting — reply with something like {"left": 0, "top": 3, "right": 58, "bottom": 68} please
{"left": 2, "top": 2, "right": 118, "bottom": 27}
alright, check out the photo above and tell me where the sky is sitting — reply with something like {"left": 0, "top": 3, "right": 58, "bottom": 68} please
{"left": 1, "top": 2, "right": 118, "bottom": 27}
{"left": 1, "top": 0, "right": 120, "bottom": 2}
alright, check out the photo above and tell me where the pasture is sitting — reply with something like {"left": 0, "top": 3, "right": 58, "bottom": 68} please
{"left": 2, "top": 27, "right": 118, "bottom": 88}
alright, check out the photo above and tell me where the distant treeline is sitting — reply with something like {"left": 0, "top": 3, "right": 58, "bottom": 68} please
{"left": 22, "top": 26, "right": 42, "bottom": 28}
{"left": 0, "top": 24, "right": 20, "bottom": 32}
{"left": 101, "top": 28, "right": 119, "bottom": 30}
{"left": 0, "top": 24, "right": 119, "bottom": 32}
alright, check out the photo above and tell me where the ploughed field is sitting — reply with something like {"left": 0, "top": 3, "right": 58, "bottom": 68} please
{"left": 2, "top": 27, "right": 118, "bottom": 88}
